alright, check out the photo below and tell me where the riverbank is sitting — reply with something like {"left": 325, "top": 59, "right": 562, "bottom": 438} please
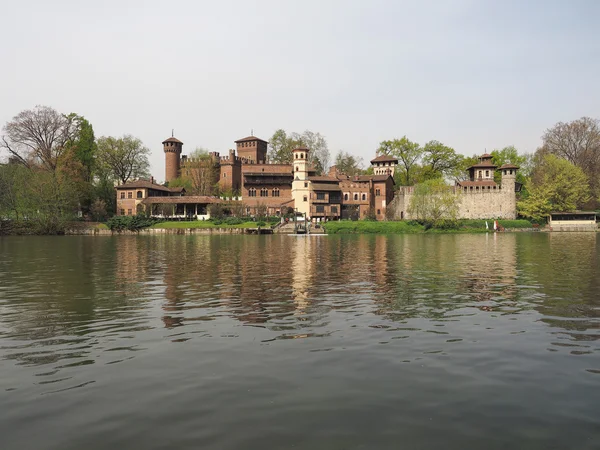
{"left": 323, "top": 219, "right": 535, "bottom": 234}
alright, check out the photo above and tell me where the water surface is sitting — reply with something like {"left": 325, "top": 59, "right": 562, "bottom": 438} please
{"left": 1, "top": 233, "right": 599, "bottom": 449}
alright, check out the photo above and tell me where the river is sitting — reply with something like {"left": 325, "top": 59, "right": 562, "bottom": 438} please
{"left": 0, "top": 233, "right": 599, "bottom": 449}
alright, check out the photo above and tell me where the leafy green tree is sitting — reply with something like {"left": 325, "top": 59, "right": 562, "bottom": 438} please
{"left": 518, "top": 154, "right": 590, "bottom": 220}
{"left": 377, "top": 137, "right": 422, "bottom": 185}
{"left": 179, "top": 148, "right": 219, "bottom": 195}
{"left": 422, "top": 140, "right": 462, "bottom": 177}
{"left": 334, "top": 151, "right": 364, "bottom": 176}
{"left": 96, "top": 135, "right": 150, "bottom": 184}
{"left": 407, "top": 178, "right": 459, "bottom": 225}
{"left": 68, "top": 114, "right": 97, "bottom": 182}
{"left": 491, "top": 146, "right": 530, "bottom": 184}
{"left": 541, "top": 117, "right": 600, "bottom": 205}
{"left": 267, "top": 129, "right": 301, "bottom": 164}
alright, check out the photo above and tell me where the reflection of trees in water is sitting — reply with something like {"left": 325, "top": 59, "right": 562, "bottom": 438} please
{"left": 518, "top": 233, "right": 600, "bottom": 341}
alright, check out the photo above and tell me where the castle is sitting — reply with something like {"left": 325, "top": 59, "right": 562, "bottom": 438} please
{"left": 392, "top": 153, "right": 520, "bottom": 220}
{"left": 115, "top": 136, "right": 519, "bottom": 221}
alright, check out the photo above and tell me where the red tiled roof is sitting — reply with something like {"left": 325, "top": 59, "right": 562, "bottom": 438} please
{"left": 308, "top": 176, "right": 339, "bottom": 182}
{"left": 235, "top": 136, "right": 268, "bottom": 143}
{"left": 370, "top": 155, "right": 399, "bottom": 163}
{"left": 116, "top": 180, "right": 178, "bottom": 193}
{"left": 311, "top": 183, "right": 342, "bottom": 192}
{"left": 499, "top": 163, "right": 520, "bottom": 170}
{"left": 468, "top": 162, "right": 497, "bottom": 169}
{"left": 142, "top": 196, "right": 219, "bottom": 204}
{"left": 162, "top": 137, "right": 183, "bottom": 144}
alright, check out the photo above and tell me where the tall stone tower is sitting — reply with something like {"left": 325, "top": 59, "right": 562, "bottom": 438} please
{"left": 234, "top": 136, "right": 268, "bottom": 163}
{"left": 291, "top": 147, "right": 311, "bottom": 217}
{"left": 499, "top": 164, "right": 519, "bottom": 193}
{"left": 163, "top": 136, "right": 183, "bottom": 183}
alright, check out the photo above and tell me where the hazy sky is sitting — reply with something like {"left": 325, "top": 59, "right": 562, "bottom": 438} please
{"left": 1, "top": 0, "right": 599, "bottom": 181}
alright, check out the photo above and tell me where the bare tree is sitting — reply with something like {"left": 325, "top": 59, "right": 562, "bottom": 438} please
{"left": 541, "top": 117, "right": 600, "bottom": 204}
{"left": 96, "top": 135, "right": 150, "bottom": 184}
{"left": 1, "top": 106, "right": 78, "bottom": 171}
{"left": 180, "top": 148, "right": 219, "bottom": 195}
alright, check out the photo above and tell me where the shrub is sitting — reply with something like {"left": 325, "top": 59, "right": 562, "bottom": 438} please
{"left": 256, "top": 221, "right": 266, "bottom": 227}
{"left": 106, "top": 215, "right": 157, "bottom": 232}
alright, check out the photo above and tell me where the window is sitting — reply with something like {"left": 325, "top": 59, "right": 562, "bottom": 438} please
{"left": 303, "top": 195, "right": 307, "bottom": 202}
{"left": 362, "top": 193, "right": 366, "bottom": 201}
{"left": 127, "top": 209, "right": 132, "bottom": 215}
{"left": 344, "top": 193, "right": 348, "bottom": 200}
{"left": 509, "top": 169, "right": 513, "bottom": 175}
{"left": 485, "top": 170, "right": 489, "bottom": 177}
{"left": 137, "top": 191, "right": 143, "bottom": 199}
{"left": 304, "top": 182, "right": 308, "bottom": 188}
{"left": 316, "top": 205, "right": 324, "bottom": 213}
{"left": 354, "top": 193, "right": 358, "bottom": 200}
{"left": 128, "top": 192, "right": 133, "bottom": 199}
{"left": 223, "top": 173, "right": 227, "bottom": 178}
{"left": 120, "top": 192, "right": 125, "bottom": 199}
{"left": 316, "top": 192, "right": 326, "bottom": 200}
{"left": 377, "top": 209, "right": 381, "bottom": 215}
{"left": 249, "top": 188, "right": 256, "bottom": 197}
{"left": 260, "top": 188, "right": 268, "bottom": 197}
{"left": 120, "top": 209, "right": 125, "bottom": 215}
{"left": 376, "top": 189, "right": 381, "bottom": 196}
{"left": 296, "top": 166, "right": 299, "bottom": 172}
{"left": 272, "top": 188, "right": 280, "bottom": 197}
{"left": 478, "top": 170, "right": 482, "bottom": 178}
{"left": 301, "top": 153, "right": 304, "bottom": 159}
{"left": 331, "top": 206, "right": 338, "bottom": 214}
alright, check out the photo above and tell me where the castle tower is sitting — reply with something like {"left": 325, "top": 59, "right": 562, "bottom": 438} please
{"left": 499, "top": 164, "right": 519, "bottom": 193}
{"left": 291, "top": 147, "right": 311, "bottom": 217}
{"left": 163, "top": 136, "right": 183, "bottom": 183}
{"left": 467, "top": 153, "right": 496, "bottom": 181}
{"left": 370, "top": 155, "right": 399, "bottom": 176}
{"left": 234, "top": 135, "right": 268, "bottom": 163}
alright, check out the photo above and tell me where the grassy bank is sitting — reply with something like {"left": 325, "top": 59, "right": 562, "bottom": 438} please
{"left": 323, "top": 219, "right": 533, "bottom": 234}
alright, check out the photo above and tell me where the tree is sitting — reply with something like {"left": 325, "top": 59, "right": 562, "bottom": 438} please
{"left": 377, "top": 137, "right": 422, "bottom": 185}
{"left": 541, "top": 117, "right": 600, "bottom": 203}
{"left": 292, "top": 130, "right": 330, "bottom": 174}
{"left": 518, "top": 154, "right": 590, "bottom": 220}
{"left": 422, "top": 140, "right": 462, "bottom": 177}
{"left": 96, "top": 135, "right": 150, "bottom": 184}
{"left": 334, "top": 151, "right": 363, "bottom": 176}
{"left": 179, "top": 148, "right": 219, "bottom": 195}
{"left": 268, "top": 129, "right": 330, "bottom": 174}
{"left": 1, "top": 105, "right": 78, "bottom": 171}
{"left": 407, "top": 178, "right": 459, "bottom": 226}
{"left": 68, "top": 114, "right": 97, "bottom": 182}
{"left": 490, "top": 146, "right": 530, "bottom": 184}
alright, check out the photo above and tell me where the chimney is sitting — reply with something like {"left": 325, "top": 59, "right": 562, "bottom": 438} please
{"left": 151, "top": 176, "right": 154, "bottom": 184}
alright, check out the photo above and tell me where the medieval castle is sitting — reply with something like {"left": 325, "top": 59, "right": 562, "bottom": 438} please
{"left": 115, "top": 135, "right": 519, "bottom": 221}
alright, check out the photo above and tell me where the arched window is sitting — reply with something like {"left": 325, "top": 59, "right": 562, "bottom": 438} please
{"left": 249, "top": 188, "right": 256, "bottom": 197}
{"left": 362, "top": 193, "right": 366, "bottom": 201}
{"left": 344, "top": 193, "right": 348, "bottom": 201}
{"left": 260, "top": 188, "right": 268, "bottom": 197}
{"left": 301, "top": 153, "right": 304, "bottom": 159}
{"left": 272, "top": 188, "right": 280, "bottom": 197}
{"left": 137, "top": 191, "right": 143, "bottom": 199}
{"left": 295, "top": 166, "right": 299, "bottom": 172}
{"left": 354, "top": 193, "right": 358, "bottom": 200}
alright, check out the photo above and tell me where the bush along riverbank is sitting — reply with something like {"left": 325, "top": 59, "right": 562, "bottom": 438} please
{"left": 323, "top": 219, "right": 534, "bottom": 234}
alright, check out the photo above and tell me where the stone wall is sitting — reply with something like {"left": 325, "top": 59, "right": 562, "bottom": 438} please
{"left": 391, "top": 186, "right": 517, "bottom": 220}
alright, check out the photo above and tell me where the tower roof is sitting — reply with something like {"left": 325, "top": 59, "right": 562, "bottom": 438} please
{"left": 235, "top": 136, "right": 268, "bottom": 143}
{"left": 162, "top": 137, "right": 183, "bottom": 144}
{"left": 498, "top": 163, "right": 519, "bottom": 170}
{"left": 292, "top": 146, "right": 310, "bottom": 152}
{"left": 370, "top": 155, "right": 398, "bottom": 164}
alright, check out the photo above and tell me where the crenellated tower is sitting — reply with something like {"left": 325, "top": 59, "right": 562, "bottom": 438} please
{"left": 163, "top": 136, "right": 183, "bottom": 183}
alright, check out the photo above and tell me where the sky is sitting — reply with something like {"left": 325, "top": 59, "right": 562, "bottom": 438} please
{"left": 1, "top": 0, "right": 599, "bottom": 182}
